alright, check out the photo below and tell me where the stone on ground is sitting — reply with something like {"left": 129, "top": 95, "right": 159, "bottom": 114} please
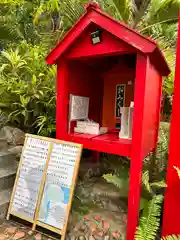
{"left": 0, "top": 126, "right": 25, "bottom": 146}
{"left": 13, "top": 231, "right": 25, "bottom": 240}
{"left": 0, "top": 221, "right": 54, "bottom": 240}
{"left": 67, "top": 177, "right": 127, "bottom": 240}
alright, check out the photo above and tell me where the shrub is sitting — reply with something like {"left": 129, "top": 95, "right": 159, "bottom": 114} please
{"left": 0, "top": 41, "right": 56, "bottom": 136}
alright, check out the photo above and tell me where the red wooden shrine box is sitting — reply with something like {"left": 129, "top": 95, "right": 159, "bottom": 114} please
{"left": 46, "top": 3, "right": 170, "bottom": 240}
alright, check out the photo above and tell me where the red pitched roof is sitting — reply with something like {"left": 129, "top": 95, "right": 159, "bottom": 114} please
{"left": 46, "top": 3, "right": 170, "bottom": 76}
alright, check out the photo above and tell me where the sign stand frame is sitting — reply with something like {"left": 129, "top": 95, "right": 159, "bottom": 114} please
{"left": 32, "top": 143, "right": 53, "bottom": 231}
{"left": 7, "top": 137, "right": 29, "bottom": 221}
{"left": 6, "top": 134, "right": 83, "bottom": 240}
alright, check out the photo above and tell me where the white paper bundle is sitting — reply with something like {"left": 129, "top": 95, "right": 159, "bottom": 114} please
{"left": 119, "top": 107, "right": 129, "bottom": 139}
{"left": 119, "top": 103, "right": 134, "bottom": 139}
{"left": 75, "top": 121, "right": 108, "bottom": 135}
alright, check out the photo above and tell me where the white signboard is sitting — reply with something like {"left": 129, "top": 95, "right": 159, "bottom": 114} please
{"left": 69, "top": 95, "right": 89, "bottom": 121}
{"left": 7, "top": 134, "right": 82, "bottom": 239}
{"left": 10, "top": 137, "right": 49, "bottom": 221}
{"left": 119, "top": 105, "right": 134, "bottom": 139}
{"left": 38, "top": 143, "right": 79, "bottom": 229}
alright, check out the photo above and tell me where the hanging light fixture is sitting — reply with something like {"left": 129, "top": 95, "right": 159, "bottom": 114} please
{"left": 91, "top": 29, "right": 101, "bottom": 45}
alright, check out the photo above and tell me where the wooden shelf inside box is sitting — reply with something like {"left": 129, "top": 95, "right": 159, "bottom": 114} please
{"left": 63, "top": 132, "right": 132, "bottom": 157}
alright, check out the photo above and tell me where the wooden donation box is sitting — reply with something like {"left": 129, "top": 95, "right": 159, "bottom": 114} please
{"left": 45, "top": 3, "right": 170, "bottom": 240}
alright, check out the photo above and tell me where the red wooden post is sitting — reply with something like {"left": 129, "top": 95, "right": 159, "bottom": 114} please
{"left": 127, "top": 54, "right": 147, "bottom": 240}
{"left": 127, "top": 53, "right": 163, "bottom": 240}
{"left": 56, "top": 61, "right": 69, "bottom": 139}
{"left": 162, "top": 12, "right": 180, "bottom": 236}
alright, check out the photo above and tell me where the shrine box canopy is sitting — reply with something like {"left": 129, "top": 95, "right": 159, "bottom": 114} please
{"left": 46, "top": 2, "right": 170, "bottom": 158}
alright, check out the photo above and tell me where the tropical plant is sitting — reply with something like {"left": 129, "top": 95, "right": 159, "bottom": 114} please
{"left": 136, "top": 194, "right": 180, "bottom": 240}
{"left": 102, "top": 163, "right": 166, "bottom": 211}
{"left": 135, "top": 194, "right": 163, "bottom": 240}
{"left": 99, "top": 0, "right": 179, "bottom": 42}
{"left": 0, "top": 41, "right": 56, "bottom": 136}
{"left": 143, "top": 122, "right": 170, "bottom": 183}
{"left": 102, "top": 122, "right": 169, "bottom": 200}
{"left": 0, "top": 1, "right": 40, "bottom": 48}
{"left": 33, "top": 0, "right": 179, "bottom": 48}
{"left": 135, "top": 165, "right": 180, "bottom": 240}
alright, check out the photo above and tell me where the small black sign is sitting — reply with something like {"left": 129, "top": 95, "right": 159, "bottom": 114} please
{"left": 115, "top": 84, "right": 125, "bottom": 118}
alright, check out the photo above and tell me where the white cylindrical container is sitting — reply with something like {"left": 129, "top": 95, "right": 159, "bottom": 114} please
{"left": 119, "top": 107, "right": 129, "bottom": 139}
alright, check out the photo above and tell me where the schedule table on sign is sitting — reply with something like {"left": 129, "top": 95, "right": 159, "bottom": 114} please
{"left": 10, "top": 137, "right": 50, "bottom": 221}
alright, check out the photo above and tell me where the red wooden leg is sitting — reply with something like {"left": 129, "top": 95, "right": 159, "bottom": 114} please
{"left": 92, "top": 151, "right": 100, "bottom": 163}
{"left": 126, "top": 154, "right": 143, "bottom": 240}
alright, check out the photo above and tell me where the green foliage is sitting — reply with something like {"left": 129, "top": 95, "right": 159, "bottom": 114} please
{"left": 0, "top": 111, "right": 8, "bottom": 128}
{"left": 136, "top": 163, "right": 180, "bottom": 240}
{"left": 102, "top": 154, "right": 130, "bottom": 198}
{"left": 99, "top": 0, "right": 133, "bottom": 23}
{"left": 0, "top": 41, "right": 56, "bottom": 136}
{"left": 141, "top": 168, "right": 167, "bottom": 202}
{"left": 103, "top": 122, "right": 169, "bottom": 201}
{"left": 103, "top": 173, "right": 129, "bottom": 198}
{"left": 142, "top": 170, "right": 152, "bottom": 194}
{"left": 143, "top": 122, "right": 170, "bottom": 183}
{"left": 135, "top": 195, "right": 163, "bottom": 240}
{"left": 71, "top": 181, "right": 90, "bottom": 216}
{"left": 0, "top": 1, "right": 40, "bottom": 48}
{"left": 162, "top": 236, "right": 180, "bottom": 240}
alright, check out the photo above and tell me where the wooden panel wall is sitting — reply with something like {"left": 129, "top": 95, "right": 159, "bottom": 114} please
{"left": 102, "top": 64, "right": 135, "bottom": 129}
{"left": 68, "top": 61, "right": 103, "bottom": 123}
{"left": 141, "top": 56, "right": 162, "bottom": 157}
{"left": 66, "top": 24, "right": 135, "bottom": 59}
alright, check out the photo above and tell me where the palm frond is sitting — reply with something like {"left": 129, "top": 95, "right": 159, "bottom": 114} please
{"left": 111, "top": 0, "right": 131, "bottom": 22}
{"left": 136, "top": 0, "right": 179, "bottom": 51}
{"left": 100, "top": 0, "right": 135, "bottom": 23}
{"left": 61, "top": 0, "right": 85, "bottom": 25}
{"left": 143, "top": 0, "right": 179, "bottom": 26}
{"left": 131, "top": 0, "right": 151, "bottom": 28}
{"left": 0, "top": 24, "right": 23, "bottom": 46}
